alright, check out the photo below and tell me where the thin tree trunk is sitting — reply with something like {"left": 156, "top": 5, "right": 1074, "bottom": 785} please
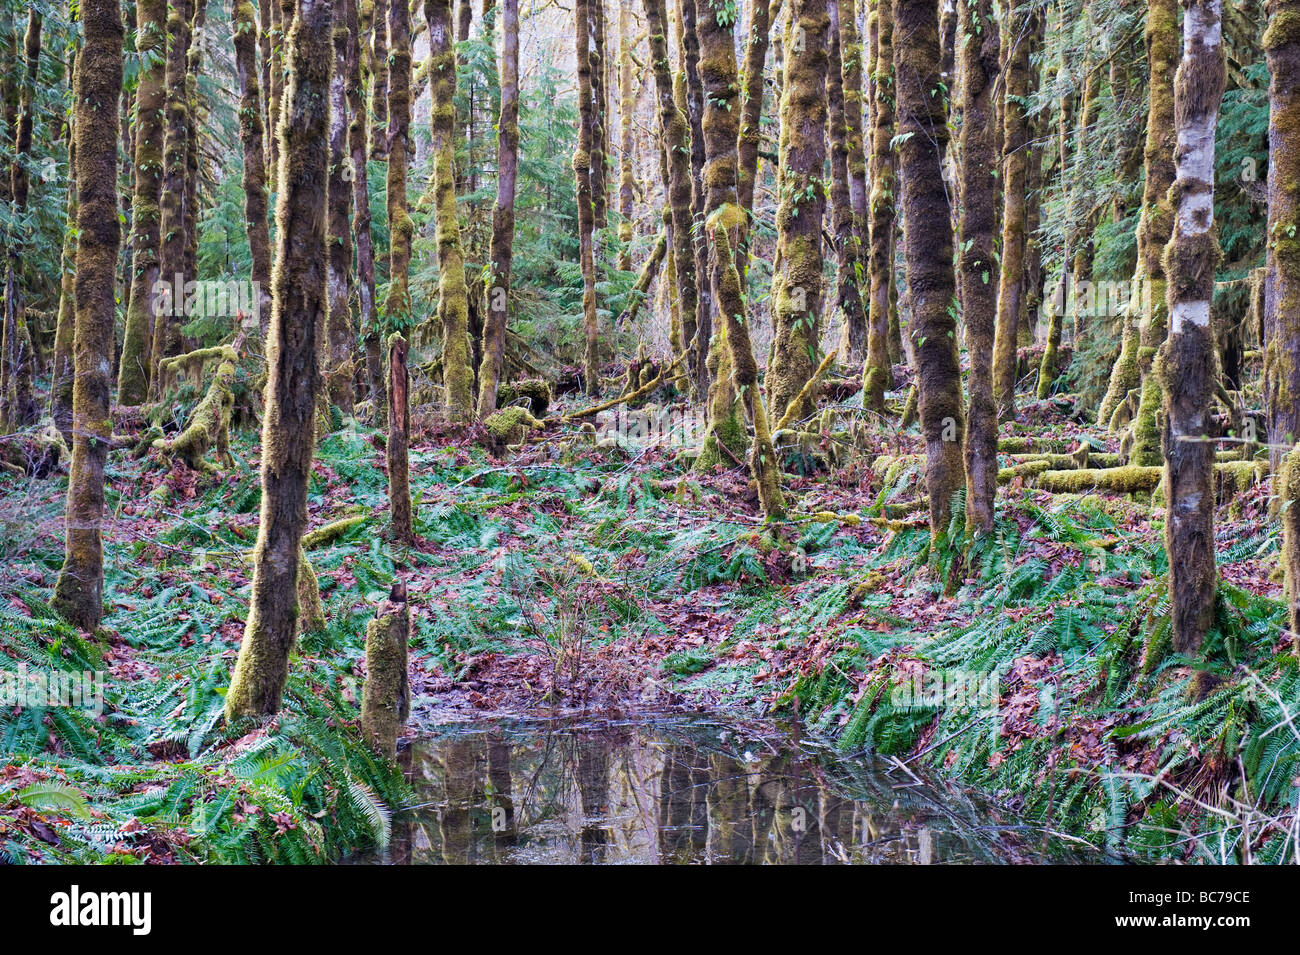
{"left": 958, "top": 0, "right": 1000, "bottom": 535}
{"left": 827, "top": 0, "right": 867, "bottom": 366}
{"left": 428, "top": 0, "right": 475, "bottom": 420}
{"left": 992, "top": 1, "right": 1038, "bottom": 418}
{"left": 1159, "top": 0, "right": 1224, "bottom": 655}
{"left": 370, "top": 0, "right": 389, "bottom": 158}
{"left": 696, "top": 0, "right": 784, "bottom": 519}
{"left": 148, "top": 0, "right": 192, "bottom": 398}
{"left": 736, "top": 0, "right": 775, "bottom": 222}
{"left": 326, "top": 0, "right": 354, "bottom": 413}
{"left": 678, "top": 0, "right": 711, "bottom": 400}
{"left": 576, "top": 0, "right": 602, "bottom": 394}
{"left": 616, "top": 0, "right": 636, "bottom": 271}
{"left": 384, "top": 0, "right": 412, "bottom": 330}
{"left": 893, "top": 0, "right": 964, "bottom": 541}
{"left": 49, "top": 76, "right": 77, "bottom": 442}
{"left": 231, "top": 0, "right": 273, "bottom": 337}
{"left": 477, "top": 0, "right": 520, "bottom": 420}
{"left": 347, "top": 0, "right": 380, "bottom": 406}
{"left": 1128, "top": 0, "right": 1180, "bottom": 465}
{"left": 387, "top": 333, "right": 413, "bottom": 541}
{"left": 767, "top": 0, "right": 829, "bottom": 426}
{"left": 644, "top": 0, "right": 700, "bottom": 379}
{"left": 226, "top": 0, "right": 332, "bottom": 718}
{"left": 51, "top": 0, "right": 123, "bottom": 632}
{"left": 862, "top": 0, "right": 895, "bottom": 413}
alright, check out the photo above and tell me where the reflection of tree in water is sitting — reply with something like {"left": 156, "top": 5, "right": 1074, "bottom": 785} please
{"left": 370, "top": 718, "right": 1088, "bottom": 864}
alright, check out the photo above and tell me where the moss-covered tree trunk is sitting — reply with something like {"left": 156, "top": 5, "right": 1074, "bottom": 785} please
{"left": 839, "top": 0, "right": 870, "bottom": 319}
{"left": 387, "top": 333, "right": 413, "bottom": 541}
{"left": 768, "top": 0, "right": 829, "bottom": 425}
{"left": 147, "top": 0, "right": 192, "bottom": 399}
{"left": 616, "top": 0, "right": 636, "bottom": 271}
{"left": 893, "top": 0, "right": 964, "bottom": 541}
{"left": 118, "top": 0, "right": 165, "bottom": 402}
{"left": 861, "top": 0, "right": 895, "bottom": 413}
{"left": 1159, "top": 0, "right": 1224, "bottom": 655}
{"left": 696, "top": 0, "right": 785, "bottom": 519}
{"left": 591, "top": 0, "right": 609, "bottom": 228}
{"left": 1, "top": 11, "right": 41, "bottom": 431}
{"left": 827, "top": 0, "right": 867, "bottom": 367}
{"left": 370, "top": 0, "right": 388, "bottom": 159}
{"left": 1267, "top": 0, "right": 1300, "bottom": 626}
{"left": 992, "top": 1, "right": 1038, "bottom": 418}
{"left": 1266, "top": 0, "right": 1300, "bottom": 474}
{"left": 182, "top": 0, "right": 207, "bottom": 301}
{"left": 476, "top": 0, "right": 519, "bottom": 419}
{"left": 1127, "top": 0, "right": 1180, "bottom": 465}
{"left": 326, "top": 0, "right": 354, "bottom": 414}
{"left": 231, "top": 0, "right": 273, "bottom": 338}
{"left": 678, "top": 0, "right": 711, "bottom": 400}
{"left": 226, "top": 0, "right": 332, "bottom": 718}
{"left": 427, "top": 0, "right": 475, "bottom": 421}
{"left": 737, "top": 0, "right": 776, "bottom": 226}
{"left": 958, "top": 0, "right": 1000, "bottom": 536}
{"left": 575, "top": 0, "right": 602, "bottom": 394}
{"left": 346, "top": 0, "right": 379, "bottom": 407}
{"left": 51, "top": 0, "right": 122, "bottom": 632}
{"left": 383, "top": 0, "right": 412, "bottom": 345}
{"left": 49, "top": 78, "right": 76, "bottom": 443}
{"left": 644, "top": 0, "right": 700, "bottom": 377}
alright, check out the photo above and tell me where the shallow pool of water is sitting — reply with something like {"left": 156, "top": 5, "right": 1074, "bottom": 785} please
{"left": 363, "top": 714, "right": 1096, "bottom": 865}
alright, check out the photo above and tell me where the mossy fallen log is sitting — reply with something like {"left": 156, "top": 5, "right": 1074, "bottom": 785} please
{"left": 151, "top": 348, "right": 238, "bottom": 472}
{"left": 301, "top": 514, "right": 367, "bottom": 549}
{"left": 1032, "top": 466, "right": 1164, "bottom": 494}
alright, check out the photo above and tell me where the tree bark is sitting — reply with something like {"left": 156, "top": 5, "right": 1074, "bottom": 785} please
{"left": 427, "top": 0, "right": 475, "bottom": 420}
{"left": 387, "top": 333, "right": 413, "bottom": 541}
{"left": 326, "top": 0, "right": 354, "bottom": 413}
{"left": 958, "top": 0, "right": 1000, "bottom": 536}
{"left": 827, "top": 0, "right": 867, "bottom": 367}
{"left": 644, "top": 0, "right": 700, "bottom": 379}
{"left": 1159, "top": 0, "right": 1224, "bottom": 655}
{"left": 148, "top": 0, "right": 193, "bottom": 398}
{"left": 51, "top": 0, "right": 123, "bottom": 632}
{"left": 226, "top": 0, "right": 332, "bottom": 718}
{"left": 576, "top": 0, "right": 602, "bottom": 394}
{"left": 862, "top": 0, "right": 895, "bottom": 413}
{"left": 893, "top": 0, "right": 964, "bottom": 541}
{"left": 477, "top": 0, "right": 520, "bottom": 420}
{"left": 768, "top": 0, "right": 829, "bottom": 425}
{"left": 1268, "top": 0, "right": 1300, "bottom": 632}
{"left": 231, "top": 0, "right": 273, "bottom": 338}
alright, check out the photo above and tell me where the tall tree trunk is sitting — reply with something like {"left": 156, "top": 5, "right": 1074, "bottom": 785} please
{"left": 119, "top": 0, "right": 166, "bottom": 404}
{"left": 958, "top": 0, "right": 1000, "bottom": 536}
{"left": 591, "top": 0, "right": 609, "bottom": 227}
{"left": 839, "top": 0, "right": 870, "bottom": 306}
{"left": 992, "top": 1, "right": 1038, "bottom": 418}
{"left": 893, "top": 0, "right": 964, "bottom": 542}
{"left": 428, "top": 0, "right": 475, "bottom": 420}
{"left": 696, "top": 0, "right": 785, "bottom": 519}
{"left": 384, "top": 0, "right": 412, "bottom": 331}
{"left": 575, "top": 0, "right": 602, "bottom": 393}
{"left": 1, "top": 10, "right": 40, "bottom": 431}
{"left": 231, "top": 0, "right": 273, "bottom": 337}
{"left": 49, "top": 68, "right": 77, "bottom": 443}
{"left": 736, "top": 0, "right": 775, "bottom": 222}
{"left": 861, "top": 0, "right": 895, "bottom": 413}
{"left": 644, "top": 0, "right": 700, "bottom": 377}
{"left": 51, "top": 0, "right": 123, "bottom": 632}
{"left": 827, "top": 0, "right": 867, "bottom": 366}
{"left": 678, "top": 0, "right": 711, "bottom": 400}
{"left": 326, "top": 0, "right": 354, "bottom": 413}
{"left": 226, "top": 0, "right": 332, "bottom": 718}
{"left": 1128, "top": 0, "right": 1180, "bottom": 465}
{"left": 1159, "top": 0, "right": 1224, "bottom": 655}
{"left": 477, "top": 0, "right": 520, "bottom": 420}
{"left": 148, "top": 0, "right": 192, "bottom": 399}
{"left": 616, "top": 0, "right": 636, "bottom": 271}
{"left": 767, "top": 0, "right": 829, "bottom": 425}
{"left": 347, "top": 0, "right": 380, "bottom": 406}
{"left": 182, "top": 0, "right": 207, "bottom": 301}
{"left": 1269, "top": 0, "right": 1300, "bottom": 632}
{"left": 370, "top": 0, "right": 389, "bottom": 158}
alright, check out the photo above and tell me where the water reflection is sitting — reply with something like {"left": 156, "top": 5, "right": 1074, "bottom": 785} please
{"left": 369, "top": 716, "right": 1092, "bottom": 865}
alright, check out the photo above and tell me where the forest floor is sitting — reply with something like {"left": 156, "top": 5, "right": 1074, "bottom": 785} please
{"left": 2, "top": 375, "right": 1298, "bottom": 863}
